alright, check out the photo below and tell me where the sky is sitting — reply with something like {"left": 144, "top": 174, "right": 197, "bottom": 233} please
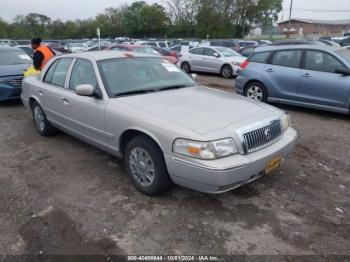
{"left": 1, "top": 0, "right": 350, "bottom": 22}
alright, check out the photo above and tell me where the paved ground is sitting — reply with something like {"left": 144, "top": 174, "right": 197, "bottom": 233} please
{"left": 0, "top": 74, "right": 349, "bottom": 258}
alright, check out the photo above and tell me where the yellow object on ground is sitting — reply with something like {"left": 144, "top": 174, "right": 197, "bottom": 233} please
{"left": 24, "top": 66, "right": 40, "bottom": 78}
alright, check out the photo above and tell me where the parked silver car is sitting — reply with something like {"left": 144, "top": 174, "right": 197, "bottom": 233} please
{"left": 179, "top": 46, "right": 246, "bottom": 78}
{"left": 21, "top": 51, "right": 297, "bottom": 195}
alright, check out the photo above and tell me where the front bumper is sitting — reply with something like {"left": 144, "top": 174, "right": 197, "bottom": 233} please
{"left": 0, "top": 87, "right": 22, "bottom": 102}
{"left": 165, "top": 128, "right": 297, "bottom": 194}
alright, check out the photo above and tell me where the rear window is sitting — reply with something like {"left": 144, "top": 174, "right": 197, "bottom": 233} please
{"left": 250, "top": 52, "right": 271, "bottom": 63}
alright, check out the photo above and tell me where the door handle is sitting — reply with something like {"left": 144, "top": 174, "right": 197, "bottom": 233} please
{"left": 38, "top": 89, "right": 44, "bottom": 96}
{"left": 302, "top": 73, "right": 312, "bottom": 78}
{"left": 265, "top": 68, "right": 274, "bottom": 73}
{"left": 61, "top": 97, "right": 70, "bottom": 103}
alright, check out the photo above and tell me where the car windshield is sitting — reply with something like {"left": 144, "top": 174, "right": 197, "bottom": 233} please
{"left": 98, "top": 57, "right": 196, "bottom": 96}
{"left": 335, "top": 49, "right": 350, "bottom": 64}
{"left": 0, "top": 49, "right": 32, "bottom": 65}
{"left": 215, "top": 47, "right": 240, "bottom": 57}
{"left": 133, "top": 47, "right": 160, "bottom": 55}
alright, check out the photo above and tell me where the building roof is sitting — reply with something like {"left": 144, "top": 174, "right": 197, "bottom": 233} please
{"left": 278, "top": 18, "right": 350, "bottom": 25}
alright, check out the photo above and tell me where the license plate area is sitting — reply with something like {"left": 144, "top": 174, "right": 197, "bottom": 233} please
{"left": 265, "top": 155, "right": 283, "bottom": 174}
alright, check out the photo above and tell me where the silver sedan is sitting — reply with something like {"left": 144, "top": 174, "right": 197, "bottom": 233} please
{"left": 179, "top": 46, "right": 246, "bottom": 78}
{"left": 21, "top": 51, "right": 297, "bottom": 196}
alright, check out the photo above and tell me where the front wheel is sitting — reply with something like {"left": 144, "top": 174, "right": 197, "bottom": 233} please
{"left": 221, "top": 64, "right": 233, "bottom": 78}
{"left": 244, "top": 82, "right": 268, "bottom": 102}
{"left": 181, "top": 62, "right": 191, "bottom": 74}
{"left": 31, "top": 101, "right": 57, "bottom": 136}
{"left": 124, "top": 136, "right": 173, "bottom": 196}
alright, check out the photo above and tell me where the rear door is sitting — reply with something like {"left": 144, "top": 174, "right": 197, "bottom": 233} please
{"left": 298, "top": 50, "right": 349, "bottom": 109}
{"left": 40, "top": 58, "right": 73, "bottom": 126}
{"left": 262, "top": 49, "right": 302, "bottom": 101}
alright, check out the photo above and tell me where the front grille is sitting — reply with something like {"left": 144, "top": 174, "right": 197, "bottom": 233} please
{"left": 243, "top": 120, "right": 282, "bottom": 153}
{"left": 8, "top": 77, "right": 23, "bottom": 88}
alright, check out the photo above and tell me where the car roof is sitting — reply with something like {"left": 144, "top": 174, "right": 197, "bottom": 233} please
{"left": 57, "top": 50, "right": 159, "bottom": 61}
{"left": 255, "top": 45, "right": 345, "bottom": 53}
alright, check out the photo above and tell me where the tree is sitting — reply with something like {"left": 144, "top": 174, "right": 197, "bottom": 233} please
{"left": 0, "top": 17, "right": 8, "bottom": 38}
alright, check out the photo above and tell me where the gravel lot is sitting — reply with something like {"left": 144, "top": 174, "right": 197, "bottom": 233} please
{"left": 0, "top": 74, "right": 349, "bottom": 258}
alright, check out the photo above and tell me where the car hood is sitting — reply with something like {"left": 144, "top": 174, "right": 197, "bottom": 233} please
{"left": 0, "top": 64, "right": 29, "bottom": 77}
{"left": 118, "top": 86, "right": 281, "bottom": 135}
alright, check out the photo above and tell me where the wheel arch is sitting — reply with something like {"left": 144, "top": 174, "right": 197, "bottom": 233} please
{"left": 29, "top": 96, "right": 42, "bottom": 110}
{"left": 119, "top": 129, "right": 164, "bottom": 157}
{"left": 220, "top": 63, "right": 233, "bottom": 73}
{"left": 244, "top": 80, "right": 267, "bottom": 93}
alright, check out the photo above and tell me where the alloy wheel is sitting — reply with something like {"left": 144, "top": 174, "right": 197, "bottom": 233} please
{"left": 129, "top": 147, "right": 155, "bottom": 187}
{"left": 34, "top": 106, "right": 45, "bottom": 132}
{"left": 247, "top": 86, "right": 263, "bottom": 101}
{"left": 222, "top": 66, "right": 232, "bottom": 78}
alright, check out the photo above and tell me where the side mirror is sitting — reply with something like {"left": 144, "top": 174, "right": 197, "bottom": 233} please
{"left": 335, "top": 67, "right": 350, "bottom": 76}
{"left": 213, "top": 52, "right": 220, "bottom": 58}
{"left": 191, "top": 73, "right": 198, "bottom": 80}
{"left": 75, "top": 84, "right": 95, "bottom": 96}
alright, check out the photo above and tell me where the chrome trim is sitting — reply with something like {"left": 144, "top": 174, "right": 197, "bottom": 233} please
{"left": 171, "top": 156, "right": 247, "bottom": 171}
{"left": 235, "top": 117, "right": 282, "bottom": 154}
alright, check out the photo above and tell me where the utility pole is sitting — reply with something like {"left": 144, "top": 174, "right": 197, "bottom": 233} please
{"left": 287, "top": 0, "right": 294, "bottom": 38}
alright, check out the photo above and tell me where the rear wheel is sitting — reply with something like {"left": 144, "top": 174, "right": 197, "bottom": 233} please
{"left": 124, "top": 136, "right": 173, "bottom": 196}
{"left": 31, "top": 101, "right": 57, "bottom": 136}
{"left": 244, "top": 82, "right": 268, "bottom": 102}
{"left": 181, "top": 62, "right": 191, "bottom": 74}
{"left": 221, "top": 64, "right": 233, "bottom": 78}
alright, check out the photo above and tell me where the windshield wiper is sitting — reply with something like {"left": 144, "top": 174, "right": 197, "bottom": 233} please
{"left": 156, "top": 85, "right": 191, "bottom": 92}
{"left": 114, "top": 89, "right": 156, "bottom": 97}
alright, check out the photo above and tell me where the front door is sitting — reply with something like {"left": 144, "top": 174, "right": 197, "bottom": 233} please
{"left": 63, "top": 58, "right": 109, "bottom": 145}
{"left": 201, "top": 48, "right": 222, "bottom": 73}
{"left": 298, "top": 50, "right": 349, "bottom": 109}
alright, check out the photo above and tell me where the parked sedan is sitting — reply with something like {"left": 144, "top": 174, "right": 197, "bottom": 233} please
{"left": 21, "top": 51, "right": 297, "bottom": 195}
{"left": 180, "top": 46, "right": 246, "bottom": 78}
{"left": 236, "top": 45, "right": 350, "bottom": 114}
{"left": 0, "top": 47, "right": 31, "bottom": 102}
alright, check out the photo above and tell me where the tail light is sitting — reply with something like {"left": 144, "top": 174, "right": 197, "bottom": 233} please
{"left": 240, "top": 59, "right": 250, "bottom": 70}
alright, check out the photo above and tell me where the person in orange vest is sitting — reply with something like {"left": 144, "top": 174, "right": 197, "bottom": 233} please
{"left": 31, "top": 38, "right": 56, "bottom": 71}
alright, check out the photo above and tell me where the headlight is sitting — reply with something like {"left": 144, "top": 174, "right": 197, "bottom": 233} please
{"left": 231, "top": 61, "right": 241, "bottom": 66}
{"left": 173, "top": 138, "right": 237, "bottom": 160}
{"left": 281, "top": 114, "right": 291, "bottom": 132}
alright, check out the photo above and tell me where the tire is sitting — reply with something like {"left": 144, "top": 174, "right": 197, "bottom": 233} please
{"left": 124, "top": 136, "right": 173, "bottom": 196}
{"left": 181, "top": 62, "right": 191, "bottom": 74}
{"left": 244, "top": 82, "right": 268, "bottom": 102}
{"left": 31, "top": 101, "right": 57, "bottom": 136}
{"left": 221, "top": 64, "right": 233, "bottom": 79}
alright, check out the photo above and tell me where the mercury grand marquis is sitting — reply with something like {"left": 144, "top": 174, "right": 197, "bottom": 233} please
{"left": 21, "top": 51, "right": 297, "bottom": 196}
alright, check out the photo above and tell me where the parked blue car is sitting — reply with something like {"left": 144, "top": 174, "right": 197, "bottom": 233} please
{"left": 236, "top": 45, "right": 350, "bottom": 114}
{"left": 0, "top": 47, "right": 31, "bottom": 102}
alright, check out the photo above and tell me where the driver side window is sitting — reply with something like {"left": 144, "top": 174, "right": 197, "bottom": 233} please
{"left": 203, "top": 48, "right": 217, "bottom": 57}
{"left": 69, "top": 59, "right": 97, "bottom": 91}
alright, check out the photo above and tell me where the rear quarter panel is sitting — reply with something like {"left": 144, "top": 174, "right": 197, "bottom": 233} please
{"left": 21, "top": 76, "right": 42, "bottom": 109}
{"left": 235, "top": 62, "right": 266, "bottom": 94}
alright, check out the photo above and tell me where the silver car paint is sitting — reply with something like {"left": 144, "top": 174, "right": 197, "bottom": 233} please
{"left": 21, "top": 51, "right": 297, "bottom": 193}
{"left": 180, "top": 47, "right": 246, "bottom": 75}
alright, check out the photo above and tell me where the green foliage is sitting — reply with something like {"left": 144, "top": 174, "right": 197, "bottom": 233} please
{"left": 2, "top": 0, "right": 282, "bottom": 39}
